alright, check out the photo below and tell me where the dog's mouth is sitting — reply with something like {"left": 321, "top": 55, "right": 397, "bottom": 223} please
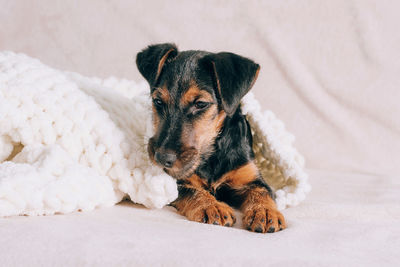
{"left": 148, "top": 138, "right": 199, "bottom": 179}
{"left": 163, "top": 163, "right": 197, "bottom": 180}
{"left": 160, "top": 154, "right": 200, "bottom": 180}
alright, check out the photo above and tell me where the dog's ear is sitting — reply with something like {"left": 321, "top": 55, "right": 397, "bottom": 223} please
{"left": 136, "top": 43, "right": 178, "bottom": 86}
{"left": 201, "top": 52, "right": 260, "bottom": 116}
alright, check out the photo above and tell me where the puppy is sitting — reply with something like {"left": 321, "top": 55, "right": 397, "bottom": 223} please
{"left": 136, "top": 43, "right": 286, "bottom": 233}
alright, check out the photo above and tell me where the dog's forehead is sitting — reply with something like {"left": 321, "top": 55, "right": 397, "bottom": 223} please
{"left": 158, "top": 50, "right": 214, "bottom": 100}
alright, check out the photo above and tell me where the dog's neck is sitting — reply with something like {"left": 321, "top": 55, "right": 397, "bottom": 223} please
{"left": 195, "top": 107, "right": 255, "bottom": 183}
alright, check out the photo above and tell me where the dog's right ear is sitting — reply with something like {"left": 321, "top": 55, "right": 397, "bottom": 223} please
{"left": 136, "top": 43, "right": 178, "bottom": 86}
{"left": 200, "top": 52, "right": 260, "bottom": 117}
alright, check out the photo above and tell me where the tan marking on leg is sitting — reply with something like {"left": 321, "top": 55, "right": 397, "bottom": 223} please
{"left": 208, "top": 161, "right": 286, "bottom": 233}
{"left": 186, "top": 174, "right": 208, "bottom": 189}
{"left": 172, "top": 174, "right": 236, "bottom": 226}
{"left": 241, "top": 187, "right": 286, "bottom": 233}
{"left": 212, "top": 162, "right": 258, "bottom": 190}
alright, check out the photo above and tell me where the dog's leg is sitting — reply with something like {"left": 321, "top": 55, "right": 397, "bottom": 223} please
{"left": 216, "top": 162, "right": 286, "bottom": 233}
{"left": 171, "top": 174, "right": 236, "bottom": 227}
{"left": 240, "top": 185, "right": 286, "bottom": 233}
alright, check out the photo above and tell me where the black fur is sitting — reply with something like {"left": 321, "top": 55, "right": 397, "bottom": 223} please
{"left": 195, "top": 108, "right": 274, "bottom": 206}
{"left": 200, "top": 52, "right": 260, "bottom": 116}
{"left": 195, "top": 108, "right": 254, "bottom": 181}
{"left": 136, "top": 43, "right": 178, "bottom": 86}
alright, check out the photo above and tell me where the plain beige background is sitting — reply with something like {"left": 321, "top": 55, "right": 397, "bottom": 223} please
{"left": 1, "top": 1, "right": 399, "bottom": 175}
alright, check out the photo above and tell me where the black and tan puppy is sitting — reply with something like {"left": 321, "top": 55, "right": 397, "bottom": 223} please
{"left": 136, "top": 43, "right": 286, "bottom": 233}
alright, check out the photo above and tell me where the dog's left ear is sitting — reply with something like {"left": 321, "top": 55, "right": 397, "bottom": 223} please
{"left": 136, "top": 43, "right": 178, "bottom": 86}
{"left": 200, "top": 52, "right": 260, "bottom": 116}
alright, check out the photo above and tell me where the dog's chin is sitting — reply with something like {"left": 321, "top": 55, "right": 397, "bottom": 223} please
{"left": 147, "top": 150, "right": 199, "bottom": 179}
{"left": 163, "top": 159, "right": 200, "bottom": 180}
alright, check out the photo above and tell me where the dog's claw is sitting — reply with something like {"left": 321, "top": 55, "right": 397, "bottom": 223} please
{"left": 243, "top": 207, "right": 286, "bottom": 234}
{"left": 183, "top": 200, "right": 235, "bottom": 227}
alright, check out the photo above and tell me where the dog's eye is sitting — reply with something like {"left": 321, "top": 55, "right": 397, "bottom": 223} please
{"left": 153, "top": 99, "right": 164, "bottom": 107}
{"left": 194, "top": 101, "right": 208, "bottom": 110}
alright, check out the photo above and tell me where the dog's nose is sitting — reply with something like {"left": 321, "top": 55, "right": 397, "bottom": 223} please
{"left": 154, "top": 151, "right": 177, "bottom": 168}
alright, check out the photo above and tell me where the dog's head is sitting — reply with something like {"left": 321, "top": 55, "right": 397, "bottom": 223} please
{"left": 136, "top": 43, "right": 260, "bottom": 179}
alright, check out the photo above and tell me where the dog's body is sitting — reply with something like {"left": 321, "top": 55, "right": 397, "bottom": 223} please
{"left": 136, "top": 43, "right": 286, "bottom": 233}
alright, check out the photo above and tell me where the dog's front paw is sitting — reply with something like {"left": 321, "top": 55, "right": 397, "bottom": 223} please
{"left": 185, "top": 200, "right": 236, "bottom": 227}
{"left": 243, "top": 206, "right": 286, "bottom": 233}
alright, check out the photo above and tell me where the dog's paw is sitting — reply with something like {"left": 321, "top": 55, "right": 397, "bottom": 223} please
{"left": 243, "top": 206, "right": 286, "bottom": 233}
{"left": 186, "top": 200, "right": 236, "bottom": 227}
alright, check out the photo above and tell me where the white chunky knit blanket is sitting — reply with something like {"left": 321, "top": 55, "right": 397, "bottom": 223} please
{"left": 0, "top": 52, "right": 310, "bottom": 216}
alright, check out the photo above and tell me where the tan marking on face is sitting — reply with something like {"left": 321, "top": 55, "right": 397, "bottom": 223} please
{"left": 181, "top": 83, "right": 214, "bottom": 106}
{"left": 212, "top": 162, "right": 259, "bottom": 190}
{"left": 193, "top": 106, "right": 226, "bottom": 152}
{"left": 172, "top": 82, "right": 225, "bottom": 179}
{"left": 152, "top": 105, "right": 160, "bottom": 130}
{"left": 170, "top": 106, "right": 224, "bottom": 179}
{"left": 152, "top": 87, "right": 170, "bottom": 104}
